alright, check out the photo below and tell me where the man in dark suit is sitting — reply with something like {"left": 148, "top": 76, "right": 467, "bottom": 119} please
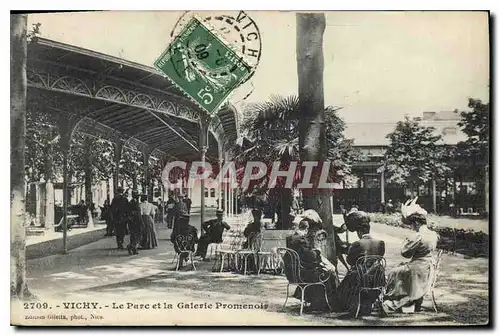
{"left": 173, "top": 197, "right": 189, "bottom": 227}
{"left": 110, "top": 187, "right": 129, "bottom": 250}
{"left": 165, "top": 195, "right": 176, "bottom": 229}
{"left": 183, "top": 195, "right": 192, "bottom": 214}
{"left": 346, "top": 223, "right": 385, "bottom": 266}
{"left": 195, "top": 209, "right": 230, "bottom": 260}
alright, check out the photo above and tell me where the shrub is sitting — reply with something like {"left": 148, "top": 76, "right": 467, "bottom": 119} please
{"left": 368, "top": 213, "right": 489, "bottom": 258}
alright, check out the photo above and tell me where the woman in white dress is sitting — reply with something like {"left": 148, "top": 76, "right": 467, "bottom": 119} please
{"left": 383, "top": 197, "right": 439, "bottom": 313}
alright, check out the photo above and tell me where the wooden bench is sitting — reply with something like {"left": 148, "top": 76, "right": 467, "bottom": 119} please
{"left": 26, "top": 227, "right": 45, "bottom": 236}
{"left": 53, "top": 215, "right": 79, "bottom": 232}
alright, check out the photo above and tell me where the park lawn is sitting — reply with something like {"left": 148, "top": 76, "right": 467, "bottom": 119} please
{"left": 28, "top": 218, "right": 488, "bottom": 326}
{"left": 426, "top": 215, "right": 489, "bottom": 234}
{"left": 69, "top": 222, "right": 489, "bottom": 326}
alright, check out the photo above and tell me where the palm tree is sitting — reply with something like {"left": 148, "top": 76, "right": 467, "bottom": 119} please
{"left": 233, "top": 94, "right": 359, "bottom": 230}
{"left": 234, "top": 95, "right": 301, "bottom": 229}
{"left": 11, "top": 14, "right": 30, "bottom": 298}
{"left": 296, "top": 13, "right": 338, "bottom": 264}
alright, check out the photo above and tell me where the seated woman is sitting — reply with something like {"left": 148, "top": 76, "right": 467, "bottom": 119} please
{"left": 170, "top": 213, "right": 199, "bottom": 268}
{"left": 333, "top": 221, "right": 386, "bottom": 316}
{"left": 236, "top": 209, "right": 263, "bottom": 273}
{"left": 243, "top": 209, "right": 263, "bottom": 248}
{"left": 334, "top": 208, "right": 372, "bottom": 271}
{"left": 284, "top": 212, "right": 338, "bottom": 311}
{"left": 383, "top": 197, "right": 439, "bottom": 313}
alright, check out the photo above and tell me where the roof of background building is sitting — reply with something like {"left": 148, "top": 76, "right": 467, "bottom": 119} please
{"left": 344, "top": 110, "right": 467, "bottom": 147}
{"left": 422, "top": 110, "right": 462, "bottom": 121}
{"left": 344, "top": 123, "right": 394, "bottom": 146}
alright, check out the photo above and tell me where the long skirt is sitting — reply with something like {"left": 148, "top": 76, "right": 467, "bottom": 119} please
{"left": 140, "top": 215, "right": 158, "bottom": 249}
{"left": 384, "top": 257, "right": 433, "bottom": 309}
{"left": 333, "top": 266, "right": 386, "bottom": 315}
{"left": 289, "top": 267, "right": 338, "bottom": 310}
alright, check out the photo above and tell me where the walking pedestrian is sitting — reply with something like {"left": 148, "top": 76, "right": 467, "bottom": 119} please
{"left": 174, "top": 197, "right": 189, "bottom": 227}
{"left": 110, "top": 187, "right": 129, "bottom": 250}
{"left": 139, "top": 195, "right": 158, "bottom": 249}
{"left": 166, "top": 194, "right": 176, "bottom": 229}
{"left": 127, "top": 191, "right": 143, "bottom": 255}
{"left": 183, "top": 195, "right": 192, "bottom": 214}
{"left": 102, "top": 199, "right": 114, "bottom": 236}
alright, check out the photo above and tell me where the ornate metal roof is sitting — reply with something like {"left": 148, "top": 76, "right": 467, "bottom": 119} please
{"left": 26, "top": 37, "right": 239, "bottom": 161}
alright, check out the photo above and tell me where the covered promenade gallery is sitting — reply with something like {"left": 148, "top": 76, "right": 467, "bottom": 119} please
{"left": 27, "top": 37, "right": 240, "bottom": 252}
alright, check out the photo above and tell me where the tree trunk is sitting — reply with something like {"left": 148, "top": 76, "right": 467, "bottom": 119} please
{"left": 106, "top": 178, "right": 110, "bottom": 202}
{"left": 296, "top": 13, "right": 336, "bottom": 264}
{"left": 280, "top": 188, "right": 293, "bottom": 229}
{"left": 84, "top": 136, "right": 93, "bottom": 206}
{"left": 42, "top": 142, "right": 55, "bottom": 230}
{"left": 484, "top": 164, "right": 489, "bottom": 217}
{"left": 132, "top": 176, "right": 137, "bottom": 191}
{"left": 10, "top": 14, "right": 31, "bottom": 299}
{"left": 149, "top": 182, "right": 154, "bottom": 202}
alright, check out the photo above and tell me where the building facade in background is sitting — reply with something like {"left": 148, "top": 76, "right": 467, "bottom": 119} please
{"left": 338, "top": 111, "right": 478, "bottom": 214}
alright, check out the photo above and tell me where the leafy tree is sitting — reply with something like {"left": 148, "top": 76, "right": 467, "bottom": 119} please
{"left": 456, "top": 98, "right": 489, "bottom": 169}
{"left": 455, "top": 98, "right": 490, "bottom": 215}
{"left": 67, "top": 132, "right": 115, "bottom": 204}
{"left": 25, "top": 108, "right": 60, "bottom": 183}
{"left": 24, "top": 23, "right": 58, "bottom": 185}
{"left": 237, "top": 96, "right": 359, "bottom": 185}
{"left": 119, "top": 145, "right": 144, "bottom": 191}
{"left": 383, "top": 116, "right": 451, "bottom": 194}
{"left": 234, "top": 95, "right": 359, "bottom": 229}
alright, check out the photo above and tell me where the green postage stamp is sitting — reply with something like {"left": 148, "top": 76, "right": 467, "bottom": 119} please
{"left": 154, "top": 17, "right": 252, "bottom": 115}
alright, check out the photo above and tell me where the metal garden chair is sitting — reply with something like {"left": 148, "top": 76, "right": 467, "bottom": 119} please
{"left": 354, "top": 255, "right": 387, "bottom": 318}
{"left": 172, "top": 234, "right": 197, "bottom": 271}
{"left": 277, "top": 247, "right": 332, "bottom": 316}
{"left": 236, "top": 232, "right": 263, "bottom": 275}
{"left": 415, "top": 249, "right": 445, "bottom": 313}
{"left": 257, "top": 246, "right": 284, "bottom": 275}
{"left": 212, "top": 233, "right": 244, "bottom": 273}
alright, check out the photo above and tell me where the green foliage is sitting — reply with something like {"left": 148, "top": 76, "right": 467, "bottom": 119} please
{"left": 119, "top": 146, "right": 144, "bottom": 186}
{"left": 383, "top": 116, "right": 451, "bottom": 187}
{"left": 454, "top": 98, "right": 490, "bottom": 176}
{"left": 369, "top": 212, "right": 488, "bottom": 257}
{"left": 25, "top": 110, "right": 115, "bottom": 185}
{"left": 25, "top": 108, "right": 60, "bottom": 182}
{"left": 149, "top": 156, "right": 163, "bottom": 181}
{"left": 369, "top": 212, "right": 406, "bottom": 228}
{"left": 234, "top": 94, "right": 361, "bottom": 193}
{"left": 27, "top": 22, "right": 41, "bottom": 42}
{"left": 68, "top": 132, "right": 115, "bottom": 184}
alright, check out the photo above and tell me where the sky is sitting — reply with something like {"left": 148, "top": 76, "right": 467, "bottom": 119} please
{"left": 28, "top": 11, "right": 490, "bottom": 123}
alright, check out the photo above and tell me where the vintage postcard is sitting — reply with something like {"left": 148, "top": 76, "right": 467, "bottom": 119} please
{"left": 10, "top": 10, "right": 490, "bottom": 326}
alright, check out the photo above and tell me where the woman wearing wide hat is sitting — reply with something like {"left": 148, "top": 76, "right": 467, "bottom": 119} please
{"left": 383, "top": 197, "right": 439, "bottom": 313}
